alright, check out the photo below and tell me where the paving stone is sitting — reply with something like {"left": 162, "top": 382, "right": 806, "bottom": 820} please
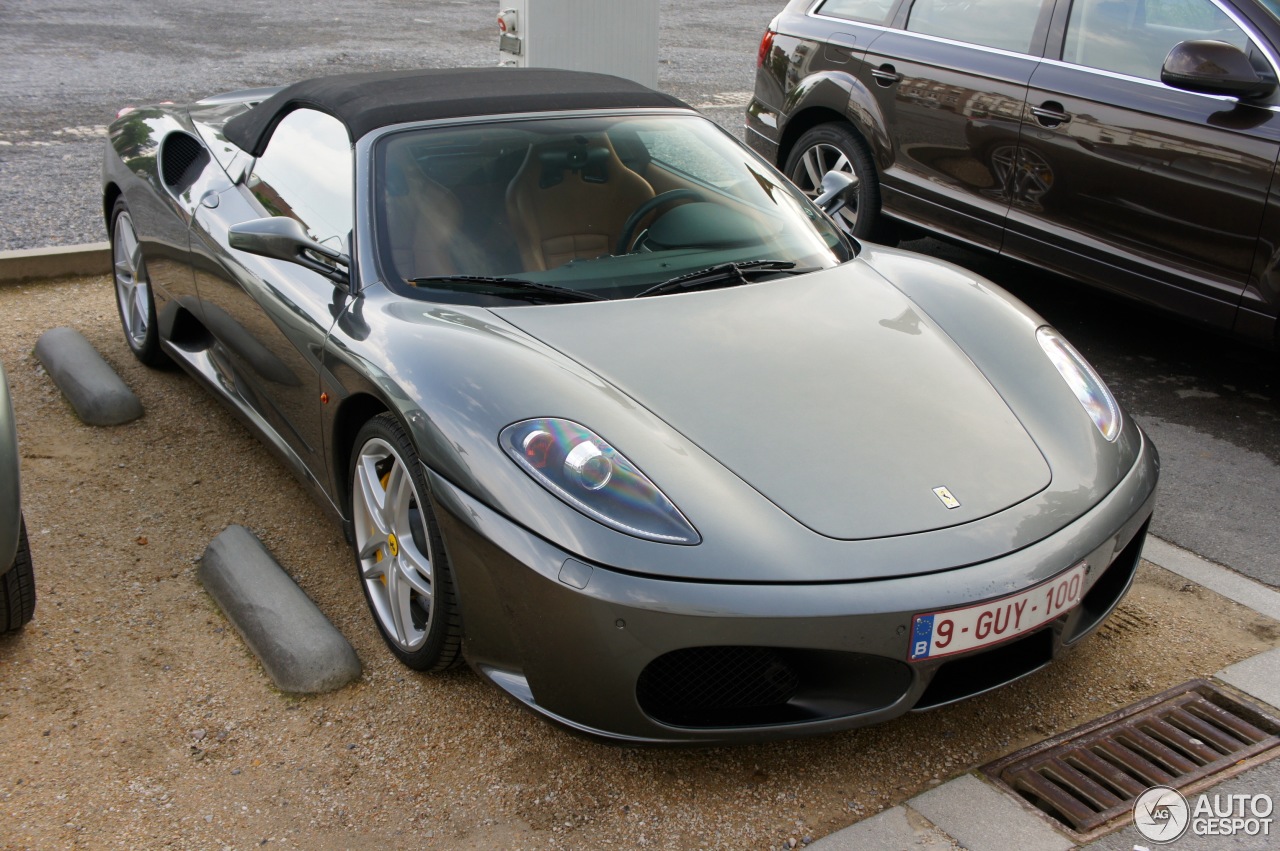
{"left": 910, "top": 774, "right": 1073, "bottom": 851}
{"left": 1219, "top": 648, "right": 1280, "bottom": 712}
{"left": 808, "top": 805, "right": 958, "bottom": 850}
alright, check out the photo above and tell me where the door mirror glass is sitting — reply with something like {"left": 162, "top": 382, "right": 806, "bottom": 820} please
{"left": 1161, "top": 39, "right": 1277, "bottom": 99}
{"left": 229, "top": 216, "right": 350, "bottom": 287}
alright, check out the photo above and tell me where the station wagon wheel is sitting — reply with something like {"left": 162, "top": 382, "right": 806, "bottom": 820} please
{"left": 350, "top": 413, "right": 462, "bottom": 671}
{"left": 110, "top": 198, "right": 167, "bottom": 367}
{"left": 785, "top": 123, "right": 884, "bottom": 242}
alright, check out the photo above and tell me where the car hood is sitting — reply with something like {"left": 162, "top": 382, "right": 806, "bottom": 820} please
{"left": 493, "top": 263, "right": 1051, "bottom": 540}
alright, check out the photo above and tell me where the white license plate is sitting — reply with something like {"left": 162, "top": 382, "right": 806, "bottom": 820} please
{"left": 908, "top": 562, "right": 1088, "bottom": 662}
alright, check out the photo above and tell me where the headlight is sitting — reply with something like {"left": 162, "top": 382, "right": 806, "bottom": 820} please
{"left": 500, "top": 418, "right": 700, "bottom": 544}
{"left": 1036, "top": 326, "right": 1121, "bottom": 441}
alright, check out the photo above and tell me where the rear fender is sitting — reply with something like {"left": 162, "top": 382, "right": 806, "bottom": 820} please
{"left": 103, "top": 107, "right": 215, "bottom": 330}
{"left": 779, "top": 71, "right": 890, "bottom": 171}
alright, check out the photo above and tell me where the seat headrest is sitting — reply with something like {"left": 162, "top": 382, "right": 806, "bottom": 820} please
{"left": 537, "top": 141, "right": 611, "bottom": 187}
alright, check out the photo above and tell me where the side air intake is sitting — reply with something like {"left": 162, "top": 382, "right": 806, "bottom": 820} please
{"left": 159, "top": 132, "right": 209, "bottom": 195}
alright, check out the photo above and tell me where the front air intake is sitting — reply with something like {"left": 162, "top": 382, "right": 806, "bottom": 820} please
{"left": 637, "top": 645, "right": 912, "bottom": 729}
{"left": 638, "top": 646, "right": 799, "bottom": 727}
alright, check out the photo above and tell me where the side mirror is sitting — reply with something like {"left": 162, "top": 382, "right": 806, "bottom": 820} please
{"left": 1161, "top": 40, "right": 1276, "bottom": 100}
{"left": 814, "top": 170, "right": 859, "bottom": 217}
{"left": 228, "top": 216, "right": 351, "bottom": 289}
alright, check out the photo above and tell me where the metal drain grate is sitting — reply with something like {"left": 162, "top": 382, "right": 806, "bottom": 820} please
{"left": 982, "top": 679, "right": 1280, "bottom": 839}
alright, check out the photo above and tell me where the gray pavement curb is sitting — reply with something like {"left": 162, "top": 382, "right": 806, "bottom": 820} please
{"left": 0, "top": 242, "right": 110, "bottom": 283}
{"left": 810, "top": 537, "right": 1280, "bottom": 851}
{"left": 1141, "top": 536, "right": 1280, "bottom": 621}
{"left": 198, "top": 525, "right": 362, "bottom": 695}
{"left": 34, "top": 326, "right": 143, "bottom": 426}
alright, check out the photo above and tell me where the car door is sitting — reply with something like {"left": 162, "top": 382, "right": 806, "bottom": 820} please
{"left": 1003, "top": 0, "right": 1280, "bottom": 327}
{"left": 860, "top": 0, "right": 1056, "bottom": 249}
{"left": 189, "top": 108, "right": 353, "bottom": 488}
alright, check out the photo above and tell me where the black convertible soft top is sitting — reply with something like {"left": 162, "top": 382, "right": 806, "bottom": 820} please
{"left": 223, "top": 67, "right": 690, "bottom": 156}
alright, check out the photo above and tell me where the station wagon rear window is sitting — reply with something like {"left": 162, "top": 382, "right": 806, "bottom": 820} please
{"left": 816, "top": 0, "right": 898, "bottom": 25}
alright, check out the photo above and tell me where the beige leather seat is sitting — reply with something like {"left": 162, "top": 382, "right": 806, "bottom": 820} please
{"left": 505, "top": 135, "right": 654, "bottom": 271}
{"left": 382, "top": 148, "right": 464, "bottom": 281}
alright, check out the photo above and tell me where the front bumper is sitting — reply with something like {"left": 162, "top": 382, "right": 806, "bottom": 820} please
{"left": 427, "top": 431, "right": 1158, "bottom": 744}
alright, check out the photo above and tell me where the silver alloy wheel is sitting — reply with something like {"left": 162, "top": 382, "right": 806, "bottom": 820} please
{"left": 112, "top": 211, "right": 151, "bottom": 348}
{"left": 791, "top": 142, "right": 859, "bottom": 233}
{"left": 352, "top": 437, "right": 434, "bottom": 652}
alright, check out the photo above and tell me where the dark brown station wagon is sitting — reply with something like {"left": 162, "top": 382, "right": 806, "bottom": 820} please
{"left": 746, "top": 0, "right": 1280, "bottom": 345}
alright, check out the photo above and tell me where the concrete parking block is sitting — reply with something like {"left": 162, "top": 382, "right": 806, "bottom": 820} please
{"left": 910, "top": 774, "right": 1072, "bottom": 851}
{"left": 199, "top": 525, "right": 361, "bottom": 694}
{"left": 0, "top": 243, "right": 110, "bottom": 283}
{"left": 808, "top": 805, "right": 958, "bottom": 850}
{"left": 1218, "top": 648, "right": 1280, "bottom": 712}
{"left": 34, "top": 326, "right": 142, "bottom": 426}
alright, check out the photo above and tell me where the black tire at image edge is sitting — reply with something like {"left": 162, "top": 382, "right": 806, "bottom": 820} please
{"left": 1, "top": 518, "right": 36, "bottom": 633}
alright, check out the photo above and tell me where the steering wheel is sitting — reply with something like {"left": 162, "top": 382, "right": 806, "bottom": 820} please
{"left": 615, "top": 189, "right": 707, "bottom": 255}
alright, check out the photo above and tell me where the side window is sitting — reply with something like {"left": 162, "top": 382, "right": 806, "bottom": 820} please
{"left": 906, "top": 0, "right": 1047, "bottom": 54}
{"left": 247, "top": 109, "right": 353, "bottom": 251}
{"left": 817, "top": 0, "right": 898, "bottom": 25}
{"left": 1063, "top": 0, "right": 1253, "bottom": 81}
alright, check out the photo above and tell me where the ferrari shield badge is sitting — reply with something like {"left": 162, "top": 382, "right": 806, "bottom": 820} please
{"left": 933, "top": 486, "right": 961, "bottom": 509}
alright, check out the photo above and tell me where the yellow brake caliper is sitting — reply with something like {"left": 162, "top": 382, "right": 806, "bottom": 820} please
{"left": 377, "top": 468, "right": 396, "bottom": 585}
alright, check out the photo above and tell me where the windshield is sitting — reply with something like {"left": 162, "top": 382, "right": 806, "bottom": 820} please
{"left": 372, "top": 113, "right": 853, "bottom": 302}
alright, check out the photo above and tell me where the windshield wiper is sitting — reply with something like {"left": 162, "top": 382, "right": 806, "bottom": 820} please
{"left": 410, "top": 275, "right": 607, "bottom": 304}
{"left": 633, "top": 260, "right": 814, "bottom": 299}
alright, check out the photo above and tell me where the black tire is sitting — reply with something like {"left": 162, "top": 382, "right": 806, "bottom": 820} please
{"left": 1, "top": 517, "right": 36, "bottom": 633}
{"left": 348, "top": 413, "right": 462, "bottom": 671}
{"left": 110, "top": 197, "right": 169, "bottom": 367}
{"left": 785, "top": 123, "right": 888, "bottom": 243}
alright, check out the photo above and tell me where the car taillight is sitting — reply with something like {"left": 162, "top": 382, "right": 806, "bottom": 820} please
{"left": 757, "top": 27, "right": 776, "bottom": 68}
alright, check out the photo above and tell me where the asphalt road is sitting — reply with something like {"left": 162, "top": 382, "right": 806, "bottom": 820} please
{"left": 2, "top": 0, "right": 1277, "bottom": 585}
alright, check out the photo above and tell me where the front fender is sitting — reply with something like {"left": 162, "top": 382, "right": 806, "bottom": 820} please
{"left": 858, "top": 242, "right": 1145, "bottom": 500}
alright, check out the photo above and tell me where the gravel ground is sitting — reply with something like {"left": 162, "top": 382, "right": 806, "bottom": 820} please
{"left": 0, "top": 0, "right": 774, "bottom": 252}
{"left": 1, "top": 276, "right": 1278, "bottom": 849}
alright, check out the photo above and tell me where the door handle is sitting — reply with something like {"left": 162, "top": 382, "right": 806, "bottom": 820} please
{"left": 1031, "top": 102, "right": 1070, "bottom": 127}
{"left": 871, "top": 66, "right": 901, "bottom": 86}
